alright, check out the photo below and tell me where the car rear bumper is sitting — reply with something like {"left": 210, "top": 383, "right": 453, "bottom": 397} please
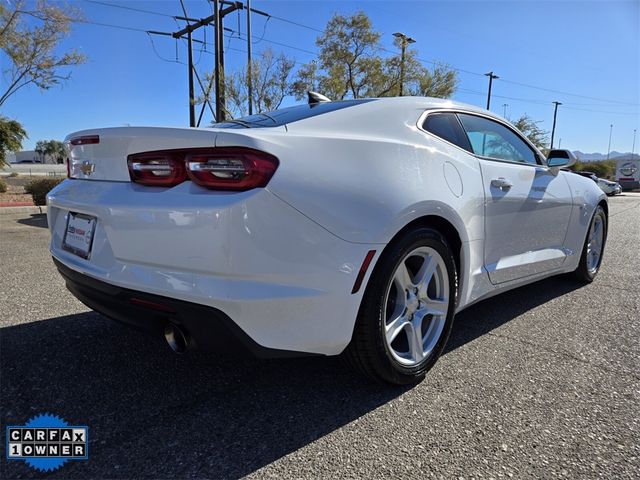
{"left": 47, "top": 180, "right": 379, "bottom": 355}
{"left": 53, "top": 257, "right": 310, "bottom": 358}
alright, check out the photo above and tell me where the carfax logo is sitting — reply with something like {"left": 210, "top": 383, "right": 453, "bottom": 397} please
{"left": 6, "top": 413, "right": 88, "bottom": 472}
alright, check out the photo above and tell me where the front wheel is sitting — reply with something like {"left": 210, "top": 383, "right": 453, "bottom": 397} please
{"left": 573, "top": 205, "right": 607, "bottom": 283}
{"left": 344, "top": 227, "right": 457, "bottom": 385}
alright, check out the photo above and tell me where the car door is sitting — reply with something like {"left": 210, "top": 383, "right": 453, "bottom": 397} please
{"left": 456, "top": 113, "right": 573, "bottom": 284}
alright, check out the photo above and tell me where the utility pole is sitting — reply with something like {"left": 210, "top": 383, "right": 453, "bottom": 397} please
{"left": 632, "top": 129, "right": 637, "bottom": 159}
{"left": 150, "top": 1, "right": 258, "bottom": 124}
{"left": 502, "top": 103, "right": 508, "bottom": 118}
{"left": 484, "top": 71, "right": 498, "bottom": 110}
{"left": 550, "top": 101, "right": 562, "bottom": 149}
{"left": 246, "top": 0, "right": 253, "bottom": 115}
{"left": 607, "top": 124, "right": 613, "bottom": 161}
{"left": 187, "top": 31, "right": 195, "bottom": 126}
{"left": 213, "top": 0, "right": 222, "bottom": 121}
{"left": 393, "top": 32, "right": 416, "bottom": 96}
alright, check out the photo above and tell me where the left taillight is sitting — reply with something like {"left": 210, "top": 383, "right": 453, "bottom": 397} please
{"left": 127, "top": 151, "right": 186, "bottom": 187}
{"left": 127, "top": 147, "right": 279, "bottom": 191}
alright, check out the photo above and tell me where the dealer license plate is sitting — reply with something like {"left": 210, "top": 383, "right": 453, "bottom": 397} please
{"left": 62, "top": 212, "right": 97, "bottom": 259}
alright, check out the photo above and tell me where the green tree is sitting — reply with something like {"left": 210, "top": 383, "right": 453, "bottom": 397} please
{"left": 0, "top": 116, "right": 27, "bottom": 167}
{"left": 572, "top": 160, "right": 616, "bottom": 179}
{"left": 510, "top": 114, "right": 549, "bottom": 150}
{"left": 0, "top": 0, "right": 86, "bottom": 107}
{"left": 35, "top": 140, "right": 47, "bottom": 162}
{"left": 291, "top": 12, "right": 458, "bottom": 100}
{"left": 44, "top": 139, "right": 66, "bottom": 164}
{"left": 221, "top": 49, "right": 295, "bottom": 118}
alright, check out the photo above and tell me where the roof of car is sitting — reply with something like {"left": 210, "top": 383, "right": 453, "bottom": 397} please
{"left": 366, "top": 96, "right": 508, "bottom": 121}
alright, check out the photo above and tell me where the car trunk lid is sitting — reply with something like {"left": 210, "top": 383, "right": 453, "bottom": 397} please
{"left": 66, "top": 126, "right": 218, "bottom": 182}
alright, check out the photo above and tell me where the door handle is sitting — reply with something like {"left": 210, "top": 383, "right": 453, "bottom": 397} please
{"left": 491, "top": 177, "right": 513, "bottom": 191}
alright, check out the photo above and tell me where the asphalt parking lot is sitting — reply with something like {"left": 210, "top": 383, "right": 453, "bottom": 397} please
{"left": 1, "top": 194, "right": 638, "bottom": 479}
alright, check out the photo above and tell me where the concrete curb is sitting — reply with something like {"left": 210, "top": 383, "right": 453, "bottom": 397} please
{"left": 0, "top": 205, "right": 47, "bottom": 215}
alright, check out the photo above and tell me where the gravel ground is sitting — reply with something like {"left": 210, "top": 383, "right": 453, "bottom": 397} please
{"left": 0, "top": 194, "right": 638, "bottom": 479}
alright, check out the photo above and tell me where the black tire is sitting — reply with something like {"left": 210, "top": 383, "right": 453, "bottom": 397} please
{"left": 344, "top": 227, "right": 458, "bottom": 385}
{"left": 573, "top": 205, "right": 607, "bottom": 283}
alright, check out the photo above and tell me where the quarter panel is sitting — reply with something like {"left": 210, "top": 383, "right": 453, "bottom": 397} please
{"left": 263, "top": 131, "right": 485, "bottom": 245}
{"left": 561, "top": 171, "right": 608, "bottom": 270}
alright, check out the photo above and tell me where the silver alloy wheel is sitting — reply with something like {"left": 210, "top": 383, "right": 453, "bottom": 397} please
{"left": 383, "top": 246, "right": 449, "bottom": 366}
{"left": 586, "top": 214, "right": 604, "bottom": 273}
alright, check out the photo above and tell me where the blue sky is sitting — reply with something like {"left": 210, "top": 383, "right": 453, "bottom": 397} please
{"left": 3, "top": 0, "right": 639, "bottom": 153}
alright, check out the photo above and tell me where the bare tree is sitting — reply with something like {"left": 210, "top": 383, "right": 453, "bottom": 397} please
{"left": 214, "top": 49, "right": 295, "bottom": 119}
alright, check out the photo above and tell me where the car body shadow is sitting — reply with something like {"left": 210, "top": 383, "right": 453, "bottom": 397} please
{"left": 16, "top": 213, "right": 48, "bottom": 229}
{"left": 1, "top": 275, "right": 582, "bottom": 479}
{"left": 446, "top": 275, "right": 583, "bottom": 353}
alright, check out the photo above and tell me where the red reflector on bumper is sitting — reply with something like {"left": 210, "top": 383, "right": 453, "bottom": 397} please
{"left": 130, "top": 297, "right": 176, "bottom": 313}
{"left": 351, "top": 250, "right": 376, "bottom": 294}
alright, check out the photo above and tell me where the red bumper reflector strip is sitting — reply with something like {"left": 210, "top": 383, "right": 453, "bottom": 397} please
{"left": 351, "top": 250, "right": 376, "bottom": 294}
{"left": 130, "top": 297, "right": 176, "bottom": 313}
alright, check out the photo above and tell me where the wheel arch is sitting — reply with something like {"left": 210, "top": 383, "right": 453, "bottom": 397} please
{"left": 598, "top": 199, "right": 608, "bottom": 217}
{"left": 365, "top": 214, "right": 466, "bottom": 307}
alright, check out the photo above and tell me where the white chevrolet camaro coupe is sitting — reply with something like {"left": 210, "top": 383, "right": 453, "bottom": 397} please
{"left": 48, "top": 96, "right": 608, "bottom": 384}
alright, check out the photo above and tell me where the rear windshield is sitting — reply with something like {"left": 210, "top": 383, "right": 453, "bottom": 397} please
{"left": 212, "top": 99, "right": 375, "bottom": 129}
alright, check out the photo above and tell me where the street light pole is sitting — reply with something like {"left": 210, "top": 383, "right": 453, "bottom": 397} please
{"left": 607, "top": 124, "right": 613, "bottom": 161}
{"left": 502, "top": 103, "right": 508, "bottom": 118}
{"left": 393, "top": 32, "right": 416, "bottom": 96}
{"left": 632, "top": 129, "right": 637, "bottom": 159}
{"left": 550, "top": 101, "right": 562, "bottom": 149}
{"left": 484, "top": 71, "right": 498, "bottom": 110}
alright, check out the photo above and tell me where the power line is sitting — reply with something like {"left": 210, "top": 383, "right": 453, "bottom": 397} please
{"left": 75, "top": 19, "right": 150, "bottom": 33}
{"left": 562, "top": 105, "right": 639, "bottom": 116}
{"left": 498, "top": 77, "right": 639, "bottom": 106}
{"left": 457, "top": 88, "right": 638, "bottom": 115}
{"left": 77, "top": 1, "right": 639, "bottom": 109}
{"left": 84, "top": 0, "right": 176, "bottom": 18}
{"left": 267, "top": 13, "right": 323, "bottom": 33}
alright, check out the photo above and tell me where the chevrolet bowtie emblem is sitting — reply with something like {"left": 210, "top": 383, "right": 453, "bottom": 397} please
{"left": 80, "top": 161, "right": 95, "bottom": 175}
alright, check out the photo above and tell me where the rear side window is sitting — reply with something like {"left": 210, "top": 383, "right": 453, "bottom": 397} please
{"left": 457, "top": 113, "right": 538, "bottom": 165}
{"left": 423, "top": 113, "right": 472, "bottom": 152}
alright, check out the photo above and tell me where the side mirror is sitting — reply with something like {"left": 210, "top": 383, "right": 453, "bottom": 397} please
{"left": 546, "top": 149, "right": 577, "bottom": 168}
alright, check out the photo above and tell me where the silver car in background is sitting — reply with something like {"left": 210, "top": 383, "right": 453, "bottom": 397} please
{"left": 597, "top": 178, "right": 622, "bottom": 196}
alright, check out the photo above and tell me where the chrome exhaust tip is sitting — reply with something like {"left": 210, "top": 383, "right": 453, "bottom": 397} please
{"left": 164, "top": 323, "right": 190, "bottom": 354}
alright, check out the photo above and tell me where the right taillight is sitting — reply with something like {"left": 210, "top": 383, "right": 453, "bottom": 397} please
{"left": 186, "top": 148, "right": 279, "bottom": 191}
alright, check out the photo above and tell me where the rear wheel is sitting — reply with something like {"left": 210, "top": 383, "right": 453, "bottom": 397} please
{"left": 345, "top": 227, "right": 457, "bottom": 385}
{"left": 573, "top": 205, "right": 607, "bottom": 282}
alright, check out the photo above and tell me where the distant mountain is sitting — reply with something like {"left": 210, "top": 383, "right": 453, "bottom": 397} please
{"left": 572, "top": 151, "right": 639, "bottom": 162}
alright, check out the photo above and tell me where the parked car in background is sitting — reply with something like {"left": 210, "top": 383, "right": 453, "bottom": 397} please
{"left": 597, "top": 178, "right": 622, "bottom": 196}
{"left": 573, "top": 171, "right": 598, "bottom": 183}
{"left": 47, "top": 96, "right": 608, "bottom": 385}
